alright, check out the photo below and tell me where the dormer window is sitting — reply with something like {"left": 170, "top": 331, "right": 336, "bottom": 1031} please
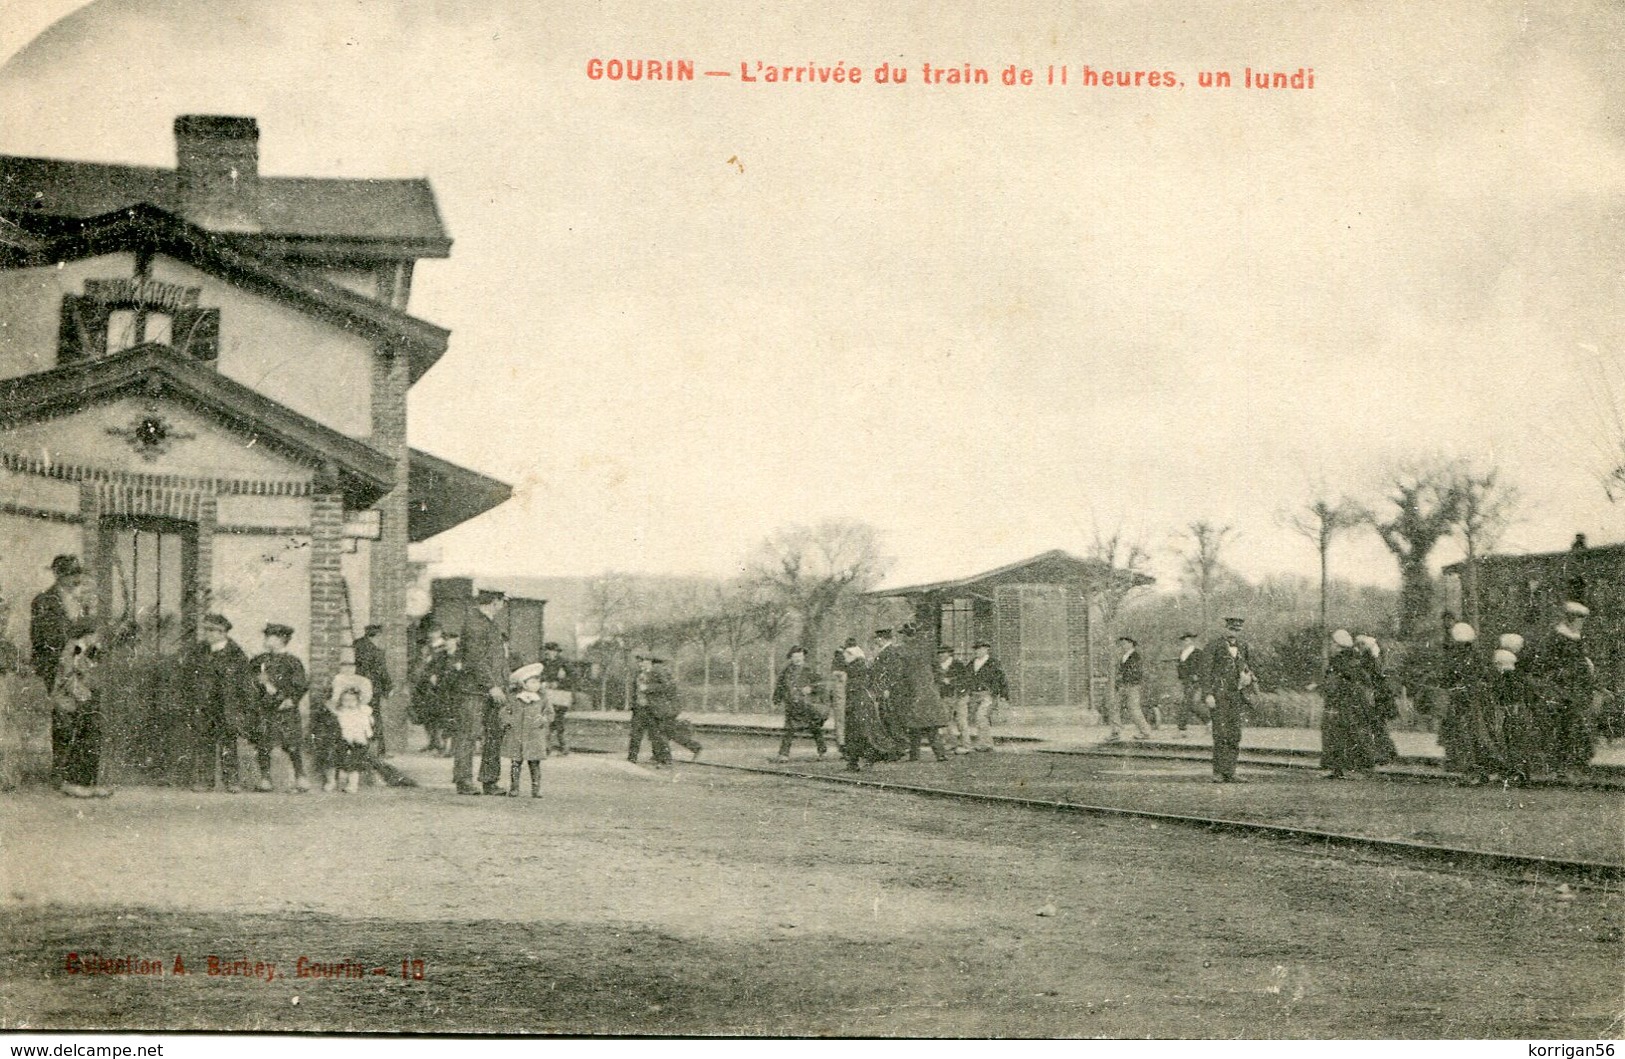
{"left": 60, "top": 282, "right": 216, "bottom": 365}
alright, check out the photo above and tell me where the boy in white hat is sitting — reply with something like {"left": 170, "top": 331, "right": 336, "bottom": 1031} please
{"left": 502, "top": 663, "right": 553, "bottom": 797}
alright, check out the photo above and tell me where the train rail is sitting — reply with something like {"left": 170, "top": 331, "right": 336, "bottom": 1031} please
{"left": 1039, "top": 744, "right": 1625, "bottom": 791}
{"left": 687, "top": 758, "right": 1625, "bottom": 890}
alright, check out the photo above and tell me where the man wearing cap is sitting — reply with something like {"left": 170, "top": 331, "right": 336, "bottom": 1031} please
{"left": 181, "top": 613, "right": 256, "bottom": 793}
{"left": 31, "top": 555, "right": 88, "bottom": 695}
{"left": 455, "top": 590, "right": 511, "bottom": 795}
{"left": 250, "top": 623, "right": 310, "bottom": 792}
{"left": 629, "top": 654, "right": 701, "bottom": 765}
{"left": 1201, "top": 617, "right": 1255, "bottom": 783}
{"left": 868, "top": 628, "right": 910, "bottom": 751}
{"left": 893, "top": 624, "right": 951, "bottom": 762}
{"left": 1524, "top": 601, "right": 1597, "bottom": 776}
{"left": 539, "top": 642, "right": 574, "bottom": 756}
{"left": 934, "top": 645, "right": 972, "bottom": 754}
{"left": 1174, "top": 632, "right": 1209, "bottom": 736}
{"left": 962, "top": 641, "right": 1008, "bottom": 753}
{"left": 352, "top": 623, "right": 393, "bottom": 757}
{"left": 772, "top": 645, "right": 828, "bottom": 762}
{"left": 1109, "top": 636, "right": 1152, "bottom": 742}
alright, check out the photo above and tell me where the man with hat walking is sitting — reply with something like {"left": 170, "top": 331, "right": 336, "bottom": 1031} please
{"left": 962, "top": 641, "right": 1008, "bottom": 753}
{"left": 629, "top": 654, "right": 700, "bottom": 765}
{"left": 455, "top": 590, "right": 511, "bottom": 795}
{"left": 1201, "top": 616, "right": 1256, "bottom": 783}
{"left": 935, "top": 645, "right": 972, "bottom": 754}
{"left": 352, "top": 624, "right": 393, "bottom": 757}
{"left": 250, "top": 623, "right": 310, "bottom": 792}
{"left": 181, "top": 613, "right": 256, "bottom": 793}
{"left": 771, "top": 645, "right": 827, "bottom": 762}
{"left": 1109, "top": 636, "right": 1152, "bottom": 742}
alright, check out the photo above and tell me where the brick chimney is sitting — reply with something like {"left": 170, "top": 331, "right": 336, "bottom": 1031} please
{"left": 174, "top": 115, "right": 261, "bottom": 232}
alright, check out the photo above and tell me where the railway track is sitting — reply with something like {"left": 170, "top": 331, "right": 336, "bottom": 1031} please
{"left": 1041, "top": 743, "right": 1625, "bottom": 792}
{"left": 688, "top": 758, "right": 1625, "bottom": 890}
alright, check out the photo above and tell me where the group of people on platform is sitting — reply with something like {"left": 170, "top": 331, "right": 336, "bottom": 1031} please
{"left": 407, "top": 589, "right": 574, "bottom": 795}
{"left": 1320, "top": 599, "right": 1599, "bottom": 785}
{"left": 766, "top": 624, "right": 1011, "bottom": 772}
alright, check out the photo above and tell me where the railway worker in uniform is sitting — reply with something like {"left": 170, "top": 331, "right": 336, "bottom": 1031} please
{"left": 352, "top": 624, "right": 393, "bottom": 757}
{"left": 1174, "top": 632, "right": 1209, "bottom": 736}
{"left": 962, "top": 641, "right": 1007, "bottom": 753}
{"left": 935, "top": 644, "right": 972, "bottom": 754}
{"left": 1109, "top": 636, "right": 1153, "bottom": 742}
{"left": 502, "top": 662, "right": 553, "bottom": 797}
{"left": 895, "top": 624, "right": 951, "bottom": 762}
{"left": 454, "top": 590, "right": 511, "bottom": 795}
{"left": 1319, "top": 629, "right": 1375, "bottom": 779}
{"left": 250, "top": 623, "right": 310, "bottom": 793}
{"left": 771, "top": 645, "right": 828, "bottom": 762}
{"left": 1201, "top": 616, "right": 1255, "bottom": 783}
{"left": 181, "top": 613, "right": 256, "bottom": 793}
{"left": 539, "top": 642, "right": 573, "bottom": 756}
{"left": 1524, "top": 601, "right": 1597, "bottom": 778}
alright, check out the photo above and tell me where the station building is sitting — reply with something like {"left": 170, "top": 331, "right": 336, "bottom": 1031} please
{"left": 866, "top": 549, "right": 1154, "bottom": 713}
{"left": 0, "top": 116, "right": 510, "bottom": 771}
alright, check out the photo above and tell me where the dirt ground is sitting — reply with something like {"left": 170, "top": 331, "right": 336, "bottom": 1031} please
{"left": 662, "top": 736, "right": 1625, "bottom": 865}
{"left": 1, "top": 744, "right": 1621, "bottom": 1037}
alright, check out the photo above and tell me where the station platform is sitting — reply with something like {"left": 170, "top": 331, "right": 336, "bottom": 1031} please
{"left": 569, "top": 708, "right": 1625, "bottom": 772}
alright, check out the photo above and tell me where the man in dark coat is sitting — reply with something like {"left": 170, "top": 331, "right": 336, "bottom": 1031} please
{"left": 869, "top": 628, "right": 911, "bottom": 751}
{"left": 893, "top": 625, "right": 950, "bottom": 762}
{"left": 539, "top": 642, "right": 573, "bottom": 755}
{"left": 455, "top": 591, "right": 510, "bottom": 795}
{"left": 1174, "top": 632, "right": 1209, "bottom": 734}
{"left": 32, "top": 554, "right": 88, "bottom": 782}
{"left": 181, "top": 613, "right": 256, "bottom": 793}
{"left": 772, "top": 645, "right": 827, "bottom": 761}
{"left": 629, "top": 654, "right": 701, "bottom": 765}
{"left": 962, "top": 641, "right": 1007, "bottom": 752}
{"left": 1201, "top": 616, "right": 1255, "bottom": 783}
{"left": 934, "top": 645, "right": 972, "bottom": 754}
{"left": 250, "top": 623, "right": 310, "bottom": 792}
{"left": 353, "top": 624, "right": 393, "bottom": 756}
{"left": 1110, "top": 636, "right": 1152, "bottom": 741}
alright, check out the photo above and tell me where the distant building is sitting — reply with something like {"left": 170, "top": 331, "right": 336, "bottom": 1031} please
{"left": 865, "top": 549, "right": 1154, "bottom": 712}
{"left": 1442, "top": 535, "right": 1621, "bottom": 694}
{"left": 0, "top": 116, "right": 510, "bottom": 771}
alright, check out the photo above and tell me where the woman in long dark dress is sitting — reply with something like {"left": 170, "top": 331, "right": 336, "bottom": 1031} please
{"left": 1355, "top": 636, "right": 1399, "bottom": 766}
{"left": 838, "top": 647, "right": 900, "bottom": 771}
{"left": 1321, "top": 630, "right": 1376, "bottom": 779}
{"left": 1439, "top": 622, "right": 1499, "bottom": 784}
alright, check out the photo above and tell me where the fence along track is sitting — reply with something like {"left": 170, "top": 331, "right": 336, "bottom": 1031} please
{"left": 687, "top": 759, "right": 1623, "bottom": 890}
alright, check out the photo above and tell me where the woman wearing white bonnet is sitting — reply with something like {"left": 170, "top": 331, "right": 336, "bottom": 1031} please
{"left": 1320, "top": 629, "right": 1375, "bottom": 779}
{"left": 1439, "top": 620, "right": 1495, "bottom": 784}
{"left": 1498, "top": 632, "right": 1525, "bottom": 655}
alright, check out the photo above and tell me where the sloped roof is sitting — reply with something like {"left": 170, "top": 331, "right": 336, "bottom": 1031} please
{"left": 0, "top": 204, "right": 449, "bottom": 383}
{"left": 0, "top": 342, "right": 396, "bottom": 506}
{"left": 867, "top": 548, "right": 1155, "bottom": 599}
{"left": 0, "top": 155, "right": 450, "bottom": 256}
{"left": 408, "top": 447, "right": 514, "bottom": 542}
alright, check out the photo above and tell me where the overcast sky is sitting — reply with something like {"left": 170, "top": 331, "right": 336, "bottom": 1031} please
{"left": 2, "top": 0, "right": 1621, "bottom": 592}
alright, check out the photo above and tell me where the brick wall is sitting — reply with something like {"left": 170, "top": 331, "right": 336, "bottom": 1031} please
{"left": 1066, "top": 586, "right": 1092, "bottom": 715}
{"left": 308, "top": 490, "right": 346, "bottom": 704}
{"left": 369, "top": 344, "right": 410, "bottom": 748}
{"left": 993, "top": 586, "right": 1022, "bottom": 708}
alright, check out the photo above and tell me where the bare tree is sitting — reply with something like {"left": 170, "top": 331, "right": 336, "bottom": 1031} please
{"left": 1177, "top": 520, "right": 1236, "bottom": 629}
{"left": 746, "top": 520, "right": 890, "bottom": 666}
{"left": 1366, "top": 461, "right": 1464, "bottom": 641}
{"left": 582, "top": 572, "right": 640, "bottom": 709}
{"left": 1575, "top": 344, "right": 1625, "bottom": 503}
{"left": 748, "top": 588, "right": 794, "bottom": 696}
{"left": 713, "top": 581, "right": 762, "bottom": 711}
{"left": 1451, "top": 462, "right": 1520, "bottom": 630}
{"left": 1284, "top": 494, "right": 1364, "bottom": 638}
